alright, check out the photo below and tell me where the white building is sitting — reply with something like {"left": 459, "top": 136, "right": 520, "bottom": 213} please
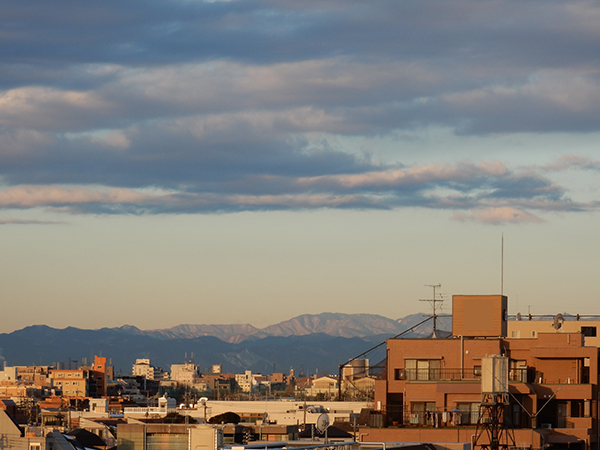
{"left": 182, "top": 399, "right": 370, "bottom": 426}
{"left": 132, "top": 359, "right": 165, "bottom": 380}
{"left": 235, "top": 370, "right": 259, "bottom": 393}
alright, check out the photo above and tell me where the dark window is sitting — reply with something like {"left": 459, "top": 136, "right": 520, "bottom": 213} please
{"left": 581, "top": 326, "right": 597, "bottom": 337}
{"left": 571, "top": 400, "right": 584, "bottom": 418}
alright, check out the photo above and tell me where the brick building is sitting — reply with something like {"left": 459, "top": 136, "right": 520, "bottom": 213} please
{"left": 368, "top": 294, "right": 599, "bottom": 450}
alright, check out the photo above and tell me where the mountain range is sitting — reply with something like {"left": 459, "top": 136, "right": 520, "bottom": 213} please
{"left": 0, "top": 312, "right": 451, "bottom": 375}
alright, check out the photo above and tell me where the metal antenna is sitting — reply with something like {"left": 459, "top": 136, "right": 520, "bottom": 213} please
{"left": 501, "top": 233, "right": 504, "bottom": 296}
{"left": 420, "top": 284, "right": 443, "bottom": 337}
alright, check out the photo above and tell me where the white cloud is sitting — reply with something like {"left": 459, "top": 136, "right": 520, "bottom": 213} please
{"left": 0, "top": 87, "right": 113, "bottom": 130}
{"left": 452, "top": 207, "right": 544, "bottom": 224}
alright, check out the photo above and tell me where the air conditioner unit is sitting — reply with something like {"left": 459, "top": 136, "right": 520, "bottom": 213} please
{"left": 541, "top": 423, "right": 552, "bottom": 429}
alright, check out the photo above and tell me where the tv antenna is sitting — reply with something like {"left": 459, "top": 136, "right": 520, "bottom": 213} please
{"left": 420, "top": 284, "right": 444, "bottom": 337}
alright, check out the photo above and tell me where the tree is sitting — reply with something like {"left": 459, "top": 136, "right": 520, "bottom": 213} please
{"left": 208, "top": 412, "right": 241, "bottom": 424}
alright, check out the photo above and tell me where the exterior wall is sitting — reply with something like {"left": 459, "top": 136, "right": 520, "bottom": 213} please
{"left": 376, "top": 330, "right": 598, "bottom": 449}
{"left": 508, "top": 319, "right": 600, "bottom": 347}
{"left": 235, "top": 370, "right": 257, "bottom": 393}
{"left": 452, "top": 295, "right": 507, "bottom": 337}
{"left": 132, "top": 359, "right": 165, "bottom": 381}
{"left": 0, "top": 410, "right": 47, "bottom": 450}
{"left": 48, "top": 369, "right": 88, "bottom": 397}
{"left": 189, "top": 425, "right": 223, "bottom": 450}
{"left": 385, "top": 337, "right": 502, "bottom": 400}
{"left": 171, "top": 363, "right": 199, "bottom": 384}
{"left": 92, "top": 356, "right": 108, "bottom": 397}
{"left": 362, "top": 427, "right": 548, "bottom": 449}
{"left": 0, "top": 366, "right": 17, "bottom": 382}
{"left": 184, "top": 400, "right": 369, "bottom": 426}
{"left": 307, "top": 376, "right": 339, "bottom": 397}
{"left": 270, "top": 373, "right": 285, "bottom": 383}
{"left": 132, "top": 359, "right": 153, "bottom": 379}
{"left": 118, "top": 423, "right": 204, "bottom": 450}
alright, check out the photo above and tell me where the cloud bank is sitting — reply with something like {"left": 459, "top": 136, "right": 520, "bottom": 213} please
{"left": 2, "top": 0, "right": 600, "bottom": 224}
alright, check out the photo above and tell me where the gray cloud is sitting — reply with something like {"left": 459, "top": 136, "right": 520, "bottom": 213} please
{"left": 0, "top": 218, "right": 65, "bottom": 225}
{"left": 1, "top": 0, "right": 600, "bottom": 224}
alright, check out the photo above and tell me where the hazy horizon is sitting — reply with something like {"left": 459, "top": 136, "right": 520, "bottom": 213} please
{"left": 2, "top": 1, "right": 600, "bottom": 333}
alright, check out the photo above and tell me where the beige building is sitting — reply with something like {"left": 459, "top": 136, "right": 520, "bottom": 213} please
{"left": 170, "top": 362, "right": 199, "bottom": 384}
{"left": 0, "top": 365, "right": 51, "bottom": 385}
{"left": 306, "top": 375, "right": 339, "bottom": 398}
{"left": 49, "top": 369, "right": 89, "bottom": 397}
{"left": 508, "top": 317, "right": 600, "bottom": 346}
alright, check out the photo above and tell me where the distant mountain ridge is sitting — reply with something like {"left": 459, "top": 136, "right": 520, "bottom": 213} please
{"left": 0, "top": 312, "right": 452, "bottom": 373}
{"left": 129, "top": 312, "right": 450, "bottom": 343}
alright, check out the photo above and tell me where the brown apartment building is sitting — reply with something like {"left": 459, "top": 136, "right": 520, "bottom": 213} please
{"left": 367, "top": 294, "right": 598, "bottom": 450}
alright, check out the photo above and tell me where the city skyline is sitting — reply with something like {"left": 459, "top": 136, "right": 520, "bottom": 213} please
{"left": 2, "top": 1, "right": 600, "bottom": 333}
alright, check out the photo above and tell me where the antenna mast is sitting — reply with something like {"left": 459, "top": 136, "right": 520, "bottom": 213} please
{"left": 501, "top": 233, "right": 504, "bottom": 296}
{"left": 420, "top": 284, "right": 443, "bottom": 338}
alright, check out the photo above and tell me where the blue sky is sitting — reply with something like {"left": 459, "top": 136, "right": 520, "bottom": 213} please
{"left": 1, "top": 0, "right": 600, "bottom": 333}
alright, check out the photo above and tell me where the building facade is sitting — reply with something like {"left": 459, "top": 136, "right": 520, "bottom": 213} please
{"left": 369, "top": 294, "right": 599, "bottom": 450}
{"left": 48, "top": 369, "right": 90, "bottom": 397}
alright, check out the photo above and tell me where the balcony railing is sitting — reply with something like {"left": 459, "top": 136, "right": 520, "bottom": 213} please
{"left": 394, "top": 368, "right": 533, "bottom": 382}
{"left": 383, "top": 404, "right": 533, "bottom": 429}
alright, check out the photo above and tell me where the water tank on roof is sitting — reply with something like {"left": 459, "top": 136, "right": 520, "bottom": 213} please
{"left": 481, "top": 355, "right": 508, "bottom": 395}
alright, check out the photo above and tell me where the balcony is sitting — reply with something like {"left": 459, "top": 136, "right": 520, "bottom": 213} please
{"left": 393, "top": 368, "right": 536, "bottom": 383}
{"left": 384, "top": 404, "right": 506, "bottom": 428}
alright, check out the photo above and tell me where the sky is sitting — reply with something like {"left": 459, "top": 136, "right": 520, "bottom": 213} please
{"left": 1, "top": 0, "right": 600, "bottom": 334}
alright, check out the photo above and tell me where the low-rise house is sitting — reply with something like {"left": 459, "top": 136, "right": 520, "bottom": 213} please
{"left": 306, "top": 376, "right": 339, "bottom": 399}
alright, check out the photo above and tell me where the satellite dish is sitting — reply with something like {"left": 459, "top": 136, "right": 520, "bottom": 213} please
{"left": 315, "top": 413, "right": 330, "bottom": 433}
{"left": 552, "top": 313, "right": 564, "bottom": 330}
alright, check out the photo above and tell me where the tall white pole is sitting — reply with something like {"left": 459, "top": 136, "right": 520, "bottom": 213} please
{"left": 501, "top": 233, "right": 504, "bottom": 296}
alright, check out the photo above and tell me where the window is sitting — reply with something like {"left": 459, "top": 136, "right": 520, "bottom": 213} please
{"left": 571, "top": 400, "right": 584, "bottom": 418}
{"left": 509, "top": 360, "right": 528, "bottom": 382}
{"left": 457, "top": 402, "right": 480, "bottom": 425}
{"left": 473, "top": 365, "right": 482, "bottom": 377}
{"left": 405, "top": 359, "right": 441, "bottom": 381}
{"left": 511, "top": 330, "right": 521, "bottom": 338}
{"left": 581, "top": 326, "right": 597, "bottom": 337}
{"left": 411, "top": 402, "right": 436, "bottom": 425}
{"left": 531, "top": 330, "right": 537, "bottom": 338}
